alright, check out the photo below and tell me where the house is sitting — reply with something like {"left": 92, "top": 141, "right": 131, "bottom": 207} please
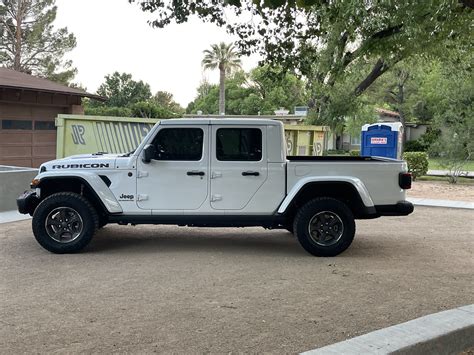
{"left": 0, "top": 68, "right": 104, "bottom": 167}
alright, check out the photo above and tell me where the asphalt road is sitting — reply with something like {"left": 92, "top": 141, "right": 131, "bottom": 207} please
{"left": 1, "top": 207, "right": 473, "bottom": 353}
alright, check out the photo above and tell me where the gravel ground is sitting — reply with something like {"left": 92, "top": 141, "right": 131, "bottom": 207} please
{"left": 408, "top": 181, "right": 474, "bottom": 202}
{"left": 1, "top": 207, "right": 473, "bottom": 354}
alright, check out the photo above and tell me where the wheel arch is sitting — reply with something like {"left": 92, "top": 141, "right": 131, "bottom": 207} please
{"left": 278, "top": 178, "right": 376, "bottom": 220}
{"left": 36, "top": 174, "right": 122, "bottom": 215}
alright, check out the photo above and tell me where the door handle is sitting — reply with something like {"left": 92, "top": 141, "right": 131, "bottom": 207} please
{"left": 187, "top": 171, "right": 205, "bottom": 176}
{"left": 242, "top": 171, "right": 260, "bottom": 176}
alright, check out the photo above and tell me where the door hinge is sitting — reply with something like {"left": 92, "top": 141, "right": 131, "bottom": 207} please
{"left": 137, "top": 171, "right": 149, "bottom": 178}
{"left": 211, "top": 194, "right": 222, "bottom": 202}
{"left": 137, "top": 194, "right": 148, "bottom": 201}
{"left": 211, "top": 171, "right": 222, "bottom": 179}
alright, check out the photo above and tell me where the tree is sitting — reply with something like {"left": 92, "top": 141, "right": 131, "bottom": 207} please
{"left": 201, "top": 42, "right": 242, "bottom": 115}
{"left": 0, "top": 0, "right": 77, "bottom": 84}
{"left": 187, "top": 67, "right": 307, "bottom": 116}
{"left": 423, "top": 56, "right": 473, "bottom": 183}
{"left": 150, "top": 91, "right": 183, "bottom": 114}
{"left": 132, "top": 0, "right": 473, "bottom": 127}
{"left": 95, "top": 72, "right": 152, "bottom": 107}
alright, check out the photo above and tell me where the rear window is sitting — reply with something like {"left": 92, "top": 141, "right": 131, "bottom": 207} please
{"left": 216, "top": 128, "right": 262, "bottom": 161}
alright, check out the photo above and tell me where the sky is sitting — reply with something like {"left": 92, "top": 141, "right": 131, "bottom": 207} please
{"left": 54, "top": 0, "right": 260, "bottom": 107}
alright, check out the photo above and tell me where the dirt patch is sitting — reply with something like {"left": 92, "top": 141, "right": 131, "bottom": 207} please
{"left": 1, "top": 207, "right": 473, "bottom": 353}
{"left": 408, "top": 181, "right": 474, "bottom": 202}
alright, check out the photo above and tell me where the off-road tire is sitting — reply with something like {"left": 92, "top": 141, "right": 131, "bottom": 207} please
{"left": 32, "top": 192, "right": 99, "bottom": 253}
{"left": 293, "top": 197, "right": 355, "bottom": 257}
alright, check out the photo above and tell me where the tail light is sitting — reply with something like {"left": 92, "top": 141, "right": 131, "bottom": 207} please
{"left": 399, "top": 172, "right": 412, "bottom": 189}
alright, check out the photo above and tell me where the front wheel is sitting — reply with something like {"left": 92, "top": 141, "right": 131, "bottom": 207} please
{"left": 293, "top": 197, "right": 355, "bottom": 257}
{"left": 32, "top": 192, "right": 99, "bottom": 253}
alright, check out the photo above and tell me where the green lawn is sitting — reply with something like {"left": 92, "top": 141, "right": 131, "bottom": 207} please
{"left": 428, "top": 158, "right": 474, "bottom": 171}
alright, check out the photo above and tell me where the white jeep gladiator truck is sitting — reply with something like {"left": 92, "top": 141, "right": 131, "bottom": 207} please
{"left": 17, "top": 118, "right": 414, "bottom": 256}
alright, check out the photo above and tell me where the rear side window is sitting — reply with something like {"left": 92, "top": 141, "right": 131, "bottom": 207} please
{"left": 216, "top": 128, "right": 262, "bottom": 161}
{"left": 152, "top": 128, "right": 203, "bottom": 161}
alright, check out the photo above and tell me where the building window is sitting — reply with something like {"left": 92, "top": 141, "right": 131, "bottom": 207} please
{"left": 34, "top": 121, "right": 56, "bottom": 130}
{"left": 152, "top": 128, "right": 203, "bottom": 161}
{"left": 1, "top": 120, "right": 33, "bottom": 130}
{"left": 216, "top": 128, "right": 262, "bottom": 161}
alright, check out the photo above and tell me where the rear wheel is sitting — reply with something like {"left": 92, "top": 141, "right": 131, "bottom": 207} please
{"left": 293, "top": 197, "right": 355, "bottom": 257}
{"left": 32, "top": 192, "right": 98, "bottom": 253}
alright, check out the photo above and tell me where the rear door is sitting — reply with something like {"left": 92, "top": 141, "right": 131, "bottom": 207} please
{"left": 136, "top": 125, "right": 209, "bottom": 211}
{"left": 210, "top": 125, "right": 268, "bottom": 210}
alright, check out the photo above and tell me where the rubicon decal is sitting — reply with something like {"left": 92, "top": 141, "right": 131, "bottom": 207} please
{"left": 52, "top": 163, "right": 110, "bottom": 169}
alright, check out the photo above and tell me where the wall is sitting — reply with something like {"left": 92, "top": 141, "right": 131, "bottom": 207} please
{"left": 0, "top": 88, "right": 84, "bottom": 167}
{"left": 0, "top": 166, "right": 37, "bottom": 212}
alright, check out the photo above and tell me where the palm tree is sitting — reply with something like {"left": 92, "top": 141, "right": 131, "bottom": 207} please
{"left": 202, "top": 42, "right": 242, "bottom": 115}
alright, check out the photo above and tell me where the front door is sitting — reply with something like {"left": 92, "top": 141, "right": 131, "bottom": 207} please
{"left": 210, "top": 126, "right": 268, "bottom": 210}
{"left": 136, "top": 125, "right": 209, "bottom": 211}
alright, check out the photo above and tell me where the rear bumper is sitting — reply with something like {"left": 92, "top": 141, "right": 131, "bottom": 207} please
{"left": 375, "top": 201, "right": 414, "bottom": 216}
{"left": 17, "top": 190, "right": 39, "bottom": 215}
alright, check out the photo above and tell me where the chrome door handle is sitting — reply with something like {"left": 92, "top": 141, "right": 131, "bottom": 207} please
{"left": 242, "top": 171, "right": 259, "bottom": 176}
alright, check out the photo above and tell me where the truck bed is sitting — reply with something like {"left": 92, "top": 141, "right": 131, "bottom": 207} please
{"left": 286, "top": 156, "right": 407, "bottom": 206}
{"left": 287, "top": 156, "right": 399, "bottom": 162}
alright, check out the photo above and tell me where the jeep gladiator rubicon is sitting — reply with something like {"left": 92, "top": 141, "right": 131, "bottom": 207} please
{"left": 17, "top": 118, "right": 414, "bottom": 256}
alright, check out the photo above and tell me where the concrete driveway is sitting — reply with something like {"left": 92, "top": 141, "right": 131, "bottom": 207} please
{"left": 1, "top": 207, "right": 473, "bottom": 353}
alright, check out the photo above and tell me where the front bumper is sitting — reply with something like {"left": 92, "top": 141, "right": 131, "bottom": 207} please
{"left": 375, "top": 201, "right": 414, "bottom": 216}
{"left": 17, "top": 190, "right": 40, "bottom": 215}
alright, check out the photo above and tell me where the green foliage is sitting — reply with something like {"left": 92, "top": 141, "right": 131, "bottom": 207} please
{"left": 130, "top": 101, "right": 176, "bottom": 118}
{"left": 188, "top": 66, "right": 307, "bottom": 115}
{"left": 423, "top": 53, "right": 473, "bottom": 183}
{"left": 404, "top": 139, "right": 427, "bottom": 152}
{"left": 134, "top": 0, "right": 473, "bottom": 129}
{"left": 150, "top": 91, "right": 184, "bottom": 114}
{"left": 95, "top": 72, "right": 152, "bottom": 107}
{"left": 349, "top": 150, "right": 360, "bottom": 156}
{"left": 403, "top": 152, "right": 429, "bottom": 180}
{"left": 202, "top": 42, "right": 242, "bottom": 114}
{"left": 84, "top": 106, "right": 133, "bottom": 118}
{"left": 0, "top": 0, "right": 77, "bottom": 84}
{"left": 324, "top": 149, "right": 348, "bottom": 156}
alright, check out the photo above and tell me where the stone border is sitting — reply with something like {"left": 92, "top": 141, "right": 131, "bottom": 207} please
{"left": 301, "top": 304, "right": 474, "bottom": 355}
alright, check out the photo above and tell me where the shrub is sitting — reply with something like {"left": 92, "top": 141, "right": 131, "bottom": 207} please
{"left": 402, "top": 152, "right": 429, "bottom": 180}
{"left": 404, "top": 139, "right": 427, "bottom": 152}
{"left": 349, "top": 149, "right": 360, "bottom": 156}
{"left": 84, "top": 106, "right": 132, "bottom": 117}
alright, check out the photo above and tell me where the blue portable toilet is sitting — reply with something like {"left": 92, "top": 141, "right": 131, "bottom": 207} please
{"left": 361, "top": 122, "right": 403, "bottom": 159}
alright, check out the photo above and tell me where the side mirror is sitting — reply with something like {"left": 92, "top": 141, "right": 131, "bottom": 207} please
{"left": 142, "top": 144, "right": 156, "bottom": 164}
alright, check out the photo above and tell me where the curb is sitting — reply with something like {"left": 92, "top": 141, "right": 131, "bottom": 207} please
{"left": 407, "top": 197, "right": 474, "bottom": 210}
{"left": 301, "top": 304, "right": 474, "bottom": 355}
{"left": 0, "top": 210, "right": 31, "bottom": 224}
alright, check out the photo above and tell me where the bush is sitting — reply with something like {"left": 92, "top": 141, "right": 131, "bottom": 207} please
{"left": 84, "top": 106, "right": 132, "bottom": 117}
{"left": 349, "top": 149, "right": 360, "bottom": 156}
{"left": 403, "top": 152, "right": 429, "bottom": 180}
{"left": 404, "top": 139, "right": 427, "bottom": 152}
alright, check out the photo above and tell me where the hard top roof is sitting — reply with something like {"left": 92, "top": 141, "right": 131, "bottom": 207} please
{"left": 160, "top": 118, "right": 283, "bottom": 126}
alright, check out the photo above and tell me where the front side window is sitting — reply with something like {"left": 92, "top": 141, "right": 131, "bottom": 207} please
{"left": 152, "top": 128, "right": 203, "bottom": 161}
{"left": 216, "top": 128, "right": 262, "bottom": 161}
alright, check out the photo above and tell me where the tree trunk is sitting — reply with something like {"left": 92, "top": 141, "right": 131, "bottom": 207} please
{"left": 14, "top": 1, "right": 23, "bottom": 71}
{"left": 219, "top": 65, "right": 225, "bottom": 115}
